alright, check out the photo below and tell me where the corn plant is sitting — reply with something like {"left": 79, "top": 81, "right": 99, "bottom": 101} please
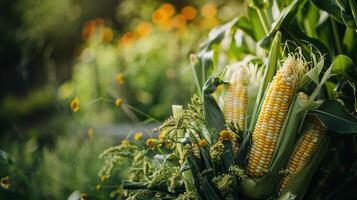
{"left": 98, "top": 0, "right": 357, "bottom": 199}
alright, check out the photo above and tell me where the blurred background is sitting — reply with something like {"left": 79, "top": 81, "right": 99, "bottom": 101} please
{"left": 0, "top": 0, "right": 244, "bottom": 199}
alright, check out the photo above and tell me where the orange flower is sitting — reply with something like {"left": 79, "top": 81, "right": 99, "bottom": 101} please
{"left": 101, "top": 27, "right": 113, "bottom": 42}
{"left": 70, "top": 97, "right": 80, "bottom": 112}
{"left": 160, "top": 3, "right": 176, "bottom": 17}
{"left": 119, "top": 32, "right": 137, "bottom": 46}
{"left": 115, "top": 98, "right": 123, "bottom": 107}
{"left": 181, "top": 6, "right": 197, "bottom": 20}
{"left": 100, "top": 175, "right": 108, "bottom": 182}
{"left": 152, "top": 8, "right": 170, "bottom": 25}
{"left": 81, "top": 20, "right": 96, "bottom": 40}
{"left": 198, "top": 139, "right": 208, "bottom": 147}
{"left": 136, "top": 22, "right": 152, "bottom": 38}
{"left": 171, "top": 15, "right": 187, "bottom": 30}
{"left": 146, "top": 138, "right": 157, "bottom": 147}
{"left": 201, "top": 3, "right": 217, "bottom": 18}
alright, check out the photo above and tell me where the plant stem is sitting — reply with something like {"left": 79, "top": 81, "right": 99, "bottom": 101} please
{"left": 330, "top": 19, "right": 343, "bottom": 54}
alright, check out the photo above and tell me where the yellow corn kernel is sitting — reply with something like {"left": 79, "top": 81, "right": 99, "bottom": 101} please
{"left": 247, "top": 56, "right": 306, "bottom": 177}
{"left": 224, "top": 68, "right": 248, "bottom": 129}
{"left": 279, "top": 116, "right": 325, "bottom": 192}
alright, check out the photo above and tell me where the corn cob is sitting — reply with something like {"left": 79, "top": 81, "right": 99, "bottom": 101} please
{"left": 279, "top": 116, "right": 325, "bottom": 193}
{"left": 247, "top": 56, "right": 306, "bottom": 177}
{"left": 224, "top": 67, "right": 248, "bottom": 129}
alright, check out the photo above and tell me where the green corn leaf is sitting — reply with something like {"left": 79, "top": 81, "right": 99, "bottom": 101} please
{"left": 236, "top": 131, "right": 252, "bottom": 167}
{"left": 310, "top": 0, "right": 356, "bottom": 28}
{"left": 331, "top": 55, "right": 356, "bottom": 81}
{"left": 222, "top": 140, "right": 235, "bottom": 172}
{"left": 201, "top": 177, "right": 221, "bottom": 200}
{"left": 259, "top": 0, "right": 301, "bottom": 48}
{"left": 0, "top": 149, "right": 13, "bottom": 165}
{"left": 203, "top": 77, "right": 226, "bottom": 140}
{"left": 312, "top": 99, "right": 357, "bottom": 133}
{"left": 187, "top": 155, "right": 206, "bottom": 198}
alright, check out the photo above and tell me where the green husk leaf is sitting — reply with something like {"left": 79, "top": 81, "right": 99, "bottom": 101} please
{"left": 249, "top": 31, "right": 281, "bottom": 131}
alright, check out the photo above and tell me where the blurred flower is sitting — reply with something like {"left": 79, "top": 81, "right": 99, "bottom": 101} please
{"left": 171, "top": 14, "right": 187, "bottom": 30}
{"left": 82, "top": 20, "right": 96, "bottom": 40}
{"left": 80, "top": 193, "right": 87, "bottom": 200}
{"left": 94, "top": 18, "right": 105, "bottom": 26}
{"left": 201, "top": 3, "right": 217, "bottom": 18}
{"left": 115, "top": 73, "right": 125, "bottom": 85}
{"left": 136, "top": 22, "right": 152, "bottom": 38}
{"left": 198, "top": 139, "right": 208, "bottom": 147}
{"left": 152, "top": 8, "right": 170, "bottom": 25}
{"left": 118, "top": 32, "right": 137, "bottom": 46}
{"left": 146, "top": 138, "right": 157, "bottom": 147}
{"left": 115, "top": 98, "right": 123, "bottom": 107}
{"left": 134, "top": 132, "right": 143, "bottom": 140}
{"left": 81, "top": 18, "right": 105, "bottom": 40}
{"left": 181, "top": 6, "right": 197, "bottom": 20}
{"left": 96, "top": 184, "right": 101, "bottom": 190}
{"left": 70, "top": 97, "right": 80, "bottom": 112}
{"left": 0, "top": 176, "right": 9, "bottom": 190}
{"left": 87, "top": 128, "right": 94, "bottom": 139}
{"left": 201, "top": 17, "right": 219, "bottom": 29}
{"left": 121, "top": 139, "right": 129, "bottom": 145}
{"left": 101, "top": 27, "right": 113, "bottom": 42}
{"left": 160, "top": 3, "right": 176, "bottom": 17}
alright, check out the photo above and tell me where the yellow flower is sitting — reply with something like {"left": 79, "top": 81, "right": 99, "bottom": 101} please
{"left": 146, "top": 138, "right": 157, "bottom": 147}
{"left": 198, "top": 139, "right": 208, "bottom": 147}
{"left": 121, "top": 139, "right": 129, "bottom": 145}
{"left": 80, "top": 193, "right": 87, "bottom": 200}
{"left": 201, "top": 3, "right": 217, "bottom": 18}
{"left": 134, "top": 132, "right": 143, "bottom": 140}
{"left": 87, "top": 128, "right": 94, "bottom": 139}
{"left": 136, "top": 22, "right": 152, "bottom": 38}
{"left": 96, "top": 184, "right": 101, "bottom": 191}
{"left": 1, "top": 176, "right": 9, "bottom": 190}
{"left": 181, "top": 6, "right": 197, "bottom": 20}
{"left": 115, "top": 73, "right": 125, "bottom": 85}
{"left": 100, "top": 175, "right": 108, "bottom": 182}
{"left": 70, "top": 97, "right": 80, "bottom": 112}
{"left": 219, "top": 130, "right": 235, "bottom": 141}
{"left": 101, "top": 27, "right": 113, "bottom": 42}
{"left": 115, "top": 98, "right": 123, "bottom": 107}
